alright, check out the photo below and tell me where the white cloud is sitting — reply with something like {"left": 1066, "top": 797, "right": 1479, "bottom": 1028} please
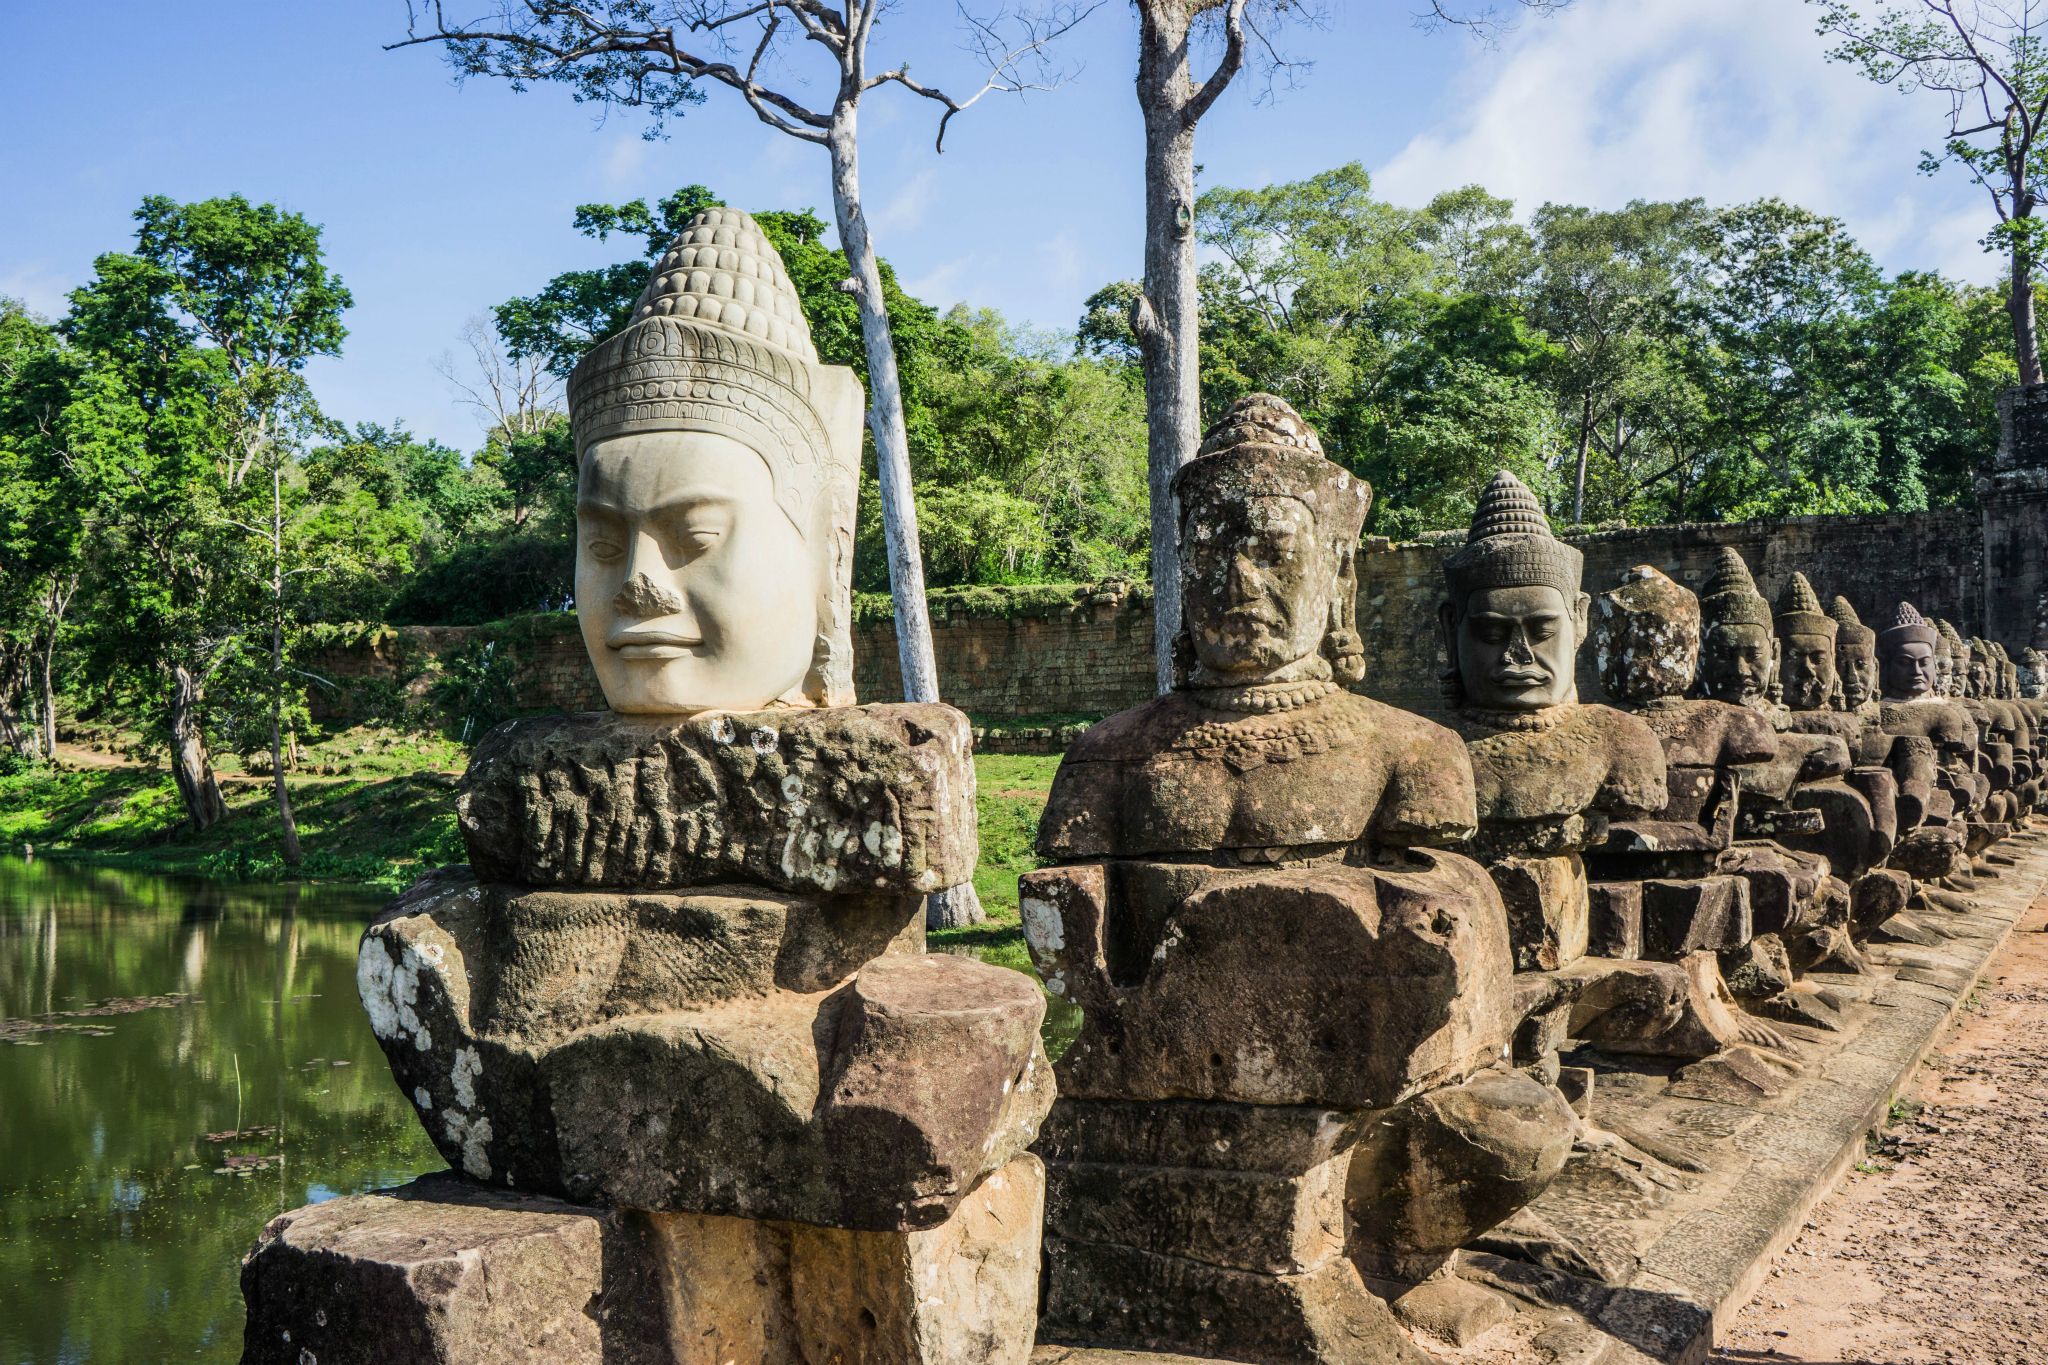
{"left": 871, "top": 167, "right": 940, "bottom": 236}
{"left": 599, "top": 132, "right": 653, "bottom": 189}
{"left": 903, "top": 253, "right": 973, "bottom": 308}
{"left": 0, "top": 263, "right": 72, "bottom": 320}
{"left": 1374, "top": 0, "right": 1998, "bottom": 284}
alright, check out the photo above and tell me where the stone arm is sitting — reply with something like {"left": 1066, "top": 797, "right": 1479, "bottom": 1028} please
{"left": 1593, "top": 714, "right": 1669, "bottom": 822}
{"left": 1373, "top": 722, "right": 1482, "bottom": 849}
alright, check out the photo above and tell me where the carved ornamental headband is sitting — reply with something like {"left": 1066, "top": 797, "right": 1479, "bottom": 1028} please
{"left": 567, "top": 207, "right": 854, "bottom": 539}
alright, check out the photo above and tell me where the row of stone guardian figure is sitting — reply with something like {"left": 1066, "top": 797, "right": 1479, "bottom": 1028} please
{"left": 238, "top": 209, "right": 2048, "bottom": 1365}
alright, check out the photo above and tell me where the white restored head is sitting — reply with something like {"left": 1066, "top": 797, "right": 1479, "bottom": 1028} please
{"left": 566, "top": 207, "right": 862, "bottom": 716}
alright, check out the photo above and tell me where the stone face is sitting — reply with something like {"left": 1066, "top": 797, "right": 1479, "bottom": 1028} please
{"left": 1024, "top": 853, "right": 1513, "bottom": 1109}
{"left": 567, "top": 205, "right": 866, "bottom": 716}
{"left": 1593, "top": 564, "right": 1702, "bottom": 705}
{"left": 459, "top": 704, "right": 977, "bottom": 896}
{"left": 361, "top": 871, "right": 1050, "bottom": 1231}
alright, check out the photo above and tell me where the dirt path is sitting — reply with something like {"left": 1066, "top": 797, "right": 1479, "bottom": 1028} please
{"left": 1710, "top": 882, "right": 2048, "bottom": 1365}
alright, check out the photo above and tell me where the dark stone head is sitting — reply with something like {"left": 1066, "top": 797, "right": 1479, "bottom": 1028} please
{"left": 1439, "top": 470, "right": 1588, "bottom": 713}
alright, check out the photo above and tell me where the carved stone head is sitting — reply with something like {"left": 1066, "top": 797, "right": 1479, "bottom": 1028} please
{"left": 1966, "top": 637, "right": 1996, "bottom": 699}
{"left": 1696, "top": 548, "right": 1775, "bottom": 709}
{"left": 1828, "top": 596, "right": 1878, "bottom": 711}
{"left": 1933, "top": 620, "right": 1965, "bottom": 698}
{"left": 1773, "top": 572, "right": 1838, "bottom": 713}
{"left": 1439, "top": 470, "right": 1587, "bottom": 713}
{"left": 2021, "top": 647, "right": 2048, "bottom": 700}
{"left": 567, "top": 208, "right": 865, "bottom": 716}
{"left": 1878, "top": 602, "right": 1940, "bottom": 701}
{"left": 1991, "top": 641, "right": 2019, "bottom": 698}
{"left": 1592, "top": 564, "right": 1699, "bottom": 705}
{"left": 1172, "top": 394, "right": 1370, "bottom": 691}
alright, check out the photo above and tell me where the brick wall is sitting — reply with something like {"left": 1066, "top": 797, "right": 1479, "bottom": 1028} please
{"left": 307, "top": 505, "right": 2006, "bottom": 727}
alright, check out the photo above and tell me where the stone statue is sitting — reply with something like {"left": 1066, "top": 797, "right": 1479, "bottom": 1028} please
{"left": 1876, "top": 603, "right": 1979, "bottom": 877}
{"left": 2020, "top": 647, "right": 2048, "bottom": 700}
{"left": 1587, "top": 565, "right": 1773, "bottom": 959}
{"left": 254, "top": 209, "right": 1054, "bottom": 1365}
{"left": 1438, "top": 471, "right": 1668, "bottom": 972}
{"left": 1696, "top": 548, "right": 1780, "bottom": 717}
{"left": 1829, "top": 595, "right": 1881, "bottom": 717}
{"left": 1025, "top": 397, "right": 1573, "bottom": 1363}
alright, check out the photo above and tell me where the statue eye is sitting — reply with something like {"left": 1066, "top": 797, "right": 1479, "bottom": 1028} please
{"left": 677, "top": 525, "right": 725, "bottom": 557}
{"left": 585, "top": 538, "right": 624, "bottom": 564}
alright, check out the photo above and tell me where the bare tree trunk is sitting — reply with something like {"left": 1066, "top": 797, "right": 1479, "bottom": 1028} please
{"left": 2010, "top": 235, "right": 2043, "bottom": 388}
{"left": 1573, "top": 391, "right": 1593, "bottom": 525}
{"left": 169, "top": 664, "right": 226, "bottom": 832}
{"left": 269, "top": 469, "right": 302, "bottom": 869}
{"left": 36, "top": 630, "right": 58, "bottom": 762}
{"left": 827, "top": 108, "right": 982, "bottom": 929}
{"left": 1135, "top": 6, "right": 1206, "bottom": 694}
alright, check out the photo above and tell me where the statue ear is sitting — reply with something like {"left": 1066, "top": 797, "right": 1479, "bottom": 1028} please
{"left": 1571, "top": 591, "right": 1592, "bottom": 652}
{"left": 1437, "top": 600, "right": 1464, "bottom": 702}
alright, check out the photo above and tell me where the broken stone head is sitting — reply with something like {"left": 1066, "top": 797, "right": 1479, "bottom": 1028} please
{"left": 2022, "top": 647, "right": 2048, "bottom": 700}
{"left": 1173, "top": 393, "right": 1368, "bottom": 699}
{"left": 567, "top": 207, "right": 865, "bottom": 716}
{"left": 1697, "top": 548, "right": 1776, "bottom": 711}
{"left": 1440, "top": 470, "right": 1588, "bottom": 714}
{"left": 1830, "top": 596, "right": 1879, "bottom": 712}
{"left": 1592, "top": 564, "right": 1700, "bottom": 706}
{"left": 1774, "top": 572, "right": 1838, "bottom": 713}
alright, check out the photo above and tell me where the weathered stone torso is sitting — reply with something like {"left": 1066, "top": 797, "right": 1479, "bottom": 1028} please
{"left": 1450, "top": 703, "right": 1667, "bottom": 860}
{"left": 1038, "top": 689, "right": 1478, "bottom": 860}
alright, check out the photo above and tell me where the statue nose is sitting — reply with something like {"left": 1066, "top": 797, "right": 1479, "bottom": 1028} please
{"left": 613, "top": 573, "right": 687, "bottom": 618}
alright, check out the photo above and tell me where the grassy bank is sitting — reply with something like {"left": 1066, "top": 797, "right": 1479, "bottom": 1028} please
{"left": 0, "top": 736, "right": 1058, "bottom": 967}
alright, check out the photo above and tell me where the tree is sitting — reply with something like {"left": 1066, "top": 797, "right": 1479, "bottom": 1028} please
{"left": 1524, "top": 199, "right": 1707, "bottom": 523}
{"left": 1812, "top": 0, "right": 2048, "bottom": 384}
{"left": 390, "top": 4, "right": 1096, "bottom": 927}
{"left": 64, "top": 195, "right": 351, "bottom": 838}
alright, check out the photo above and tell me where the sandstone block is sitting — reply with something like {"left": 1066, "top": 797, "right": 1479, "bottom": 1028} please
{"left": 1024, "top": 852, "right": 1513, "bottom": 1110}
{"left": 238, "top": 1173, "right": 666, "bottom": 1365}
{"left": 1490, "top": 853, "right": 1589, "bottom": 971}
{"left": 1585, "top": 882, "right": 1643, "bottom": 960}
{"left": 1348, "top": 1069, "right": 1578, "bottom": 1281}
{"left": 361, "top": 877, "right": 1050, "bottom": 1231}
{"left": 1039, "top": 1236, "right": 1431, "bottom": 1364}
{"left": 1640, "top": 876, "right": 1752, "bottom": 958}
{"left": 458, "top": 705, "right": 976, "bottom": 896}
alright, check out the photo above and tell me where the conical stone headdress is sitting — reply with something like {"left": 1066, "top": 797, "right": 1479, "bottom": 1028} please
{"left": 1699, "top": 547, "right": 1771, "bottom": 632}
{"left": 568, "top": 207, "right": 854, "bottom": 541}
{"left": 1828, "top": 595, "right": 1874, "bottom": 648}
{"left": 1936, "top": 619, "right": 1967, "bottom": 665}
{"left": 1879, "top": 601, "right": 1938, "bottom": 650}
{"left": 1774, "top": 571, "right": 1835, "bottom": 640}
{"left": 1443, "top": 470, "right": 1582, "bottom": 606}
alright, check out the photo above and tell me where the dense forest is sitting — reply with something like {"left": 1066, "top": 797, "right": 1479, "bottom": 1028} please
{"left": 0, "top": 167, "right": 2024, "bottom": 799}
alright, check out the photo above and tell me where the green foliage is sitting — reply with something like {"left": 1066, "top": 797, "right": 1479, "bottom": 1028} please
{"left": 385, "top": 530, "right": 574, "bottom": 626}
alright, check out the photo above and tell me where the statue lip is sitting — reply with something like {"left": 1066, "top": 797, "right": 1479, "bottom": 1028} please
{"left": 609, "top": 627, "right": 706, "bottom": 658}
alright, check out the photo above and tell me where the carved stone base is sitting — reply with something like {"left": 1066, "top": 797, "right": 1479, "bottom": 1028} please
{"left": 1491, "top": 853, "right": 1590, "bottom": 971}
{"left": 239, "top": 1159, "right": 1045, "bottom": 1365}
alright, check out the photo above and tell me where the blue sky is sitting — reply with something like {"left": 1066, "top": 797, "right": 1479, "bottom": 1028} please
{"left": 0, "top": 0, "right": 1992, "bottom": 450}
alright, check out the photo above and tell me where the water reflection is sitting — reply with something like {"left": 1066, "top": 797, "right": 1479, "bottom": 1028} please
{"left": 0, "top": 859, "right": 439, "bottom": 1365}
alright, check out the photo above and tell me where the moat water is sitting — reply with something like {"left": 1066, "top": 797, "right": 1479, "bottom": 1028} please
{"left": 0, "top": 858, "right": 437, "bottom": 1365}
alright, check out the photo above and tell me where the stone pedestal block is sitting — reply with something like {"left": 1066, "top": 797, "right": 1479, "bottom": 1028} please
{"left": 241, "top": 1161, "right": 1044, "bottom": 1365}
{"left": 1640, "top": 876, "right": 1752, "bottom": 959}
{"left": 1037, "top": 1100, "right": 1428, "bottom": 1362}
{"left": 1024, "top": 853, "right": 1513, "bottom": 1110}
{"left": 1586, "top": 882, "right": 1644, "bottom": 960}
{"left": 1489, "top": 853, "right": 1589, "bottom": 972}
